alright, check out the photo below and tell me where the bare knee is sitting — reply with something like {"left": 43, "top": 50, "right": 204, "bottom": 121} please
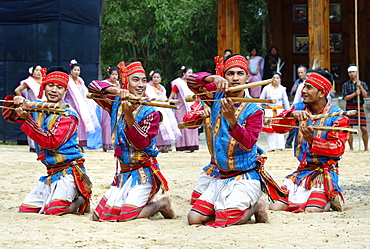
{"left": 269, "top": 201, "right": 287, "bottom": 211}
{"left": 187, "top": 211, "right": 199, "bottom": 225}
{"left": 305, "top": 207, "right": 324, "bottom": 213}
{"left": 92, "top": 213, "right": 99, "bottom": 221}
{"left": 187, "top": 210, "right": 209, "bottom": 225}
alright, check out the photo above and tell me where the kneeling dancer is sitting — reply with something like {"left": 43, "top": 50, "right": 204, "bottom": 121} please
{"left": 269, "top": 71, "right": 349, "bottom": 213}
{"left": 89, "top": 61, "right": 175, "bottom": 222}
{"left": 2, "top": 67, "right": 92, "bottom": 215}
{"left": 186, "top": 54, "right": 285, "bottom": 227}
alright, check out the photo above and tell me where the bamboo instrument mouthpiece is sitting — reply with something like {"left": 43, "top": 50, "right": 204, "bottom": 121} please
{"left": 177, "top": 122, "right": 188, "bottom": 129}
{"left": 185, "top": 95, "right": 197, "bottom": 102}
{"left": 86, "top": 93, "right": 96, "bottom": 99}
{"left": 346, "top": 110, "right": 357, "bottom": 116}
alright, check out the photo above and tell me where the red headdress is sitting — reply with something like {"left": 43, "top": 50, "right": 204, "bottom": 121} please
{"left": 40, "top": 68, "right": 48, "bottom": 81}
{"left": 214, "top": 55, "right": 248, "bottom": 77}
{"left": 305, "top": 72, "right": 332, "bottom": 97}
{"left": 38, "top": 72, "right": 69, "bottom": 99}
{"left": 117, "top": 61, "right": 146, "bottom": 89}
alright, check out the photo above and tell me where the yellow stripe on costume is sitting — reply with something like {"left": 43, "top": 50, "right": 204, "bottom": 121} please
{"left": 226, "top": 102, "right": 247, "bottom": 171}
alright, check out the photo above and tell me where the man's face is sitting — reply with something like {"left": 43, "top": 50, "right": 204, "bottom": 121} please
{"left": 224, "top": 67, "right": 249, "bottom": 88}
{"left": 71, "top": 66, "right": 80, "bottom": 77}
{"left": 297, "top": 67, "right": 306, "bottom": 80}
{"left": 302, "top": 83, "right": 324, "bottom": 105}
{"left": 44, "top": 83, "right": 67, "bottom": 103}
{"left": 128, "top": 72, "right": 147, "bottom": 97}
{"left": 348, "top": 71, "right": 357, "bottom": 80}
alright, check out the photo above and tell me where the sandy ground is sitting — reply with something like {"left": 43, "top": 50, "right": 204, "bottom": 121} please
{"left": 0, "top": 134, "right": 370, "bottom": 249}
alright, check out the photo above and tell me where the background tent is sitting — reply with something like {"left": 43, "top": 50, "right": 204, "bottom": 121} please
{"left": 0, "top": 0, "right": 103, "bottom": 141}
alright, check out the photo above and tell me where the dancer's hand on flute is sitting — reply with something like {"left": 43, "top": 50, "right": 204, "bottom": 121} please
{"left": 13, "top": 96, "right": 30, "bottom": 119}
{"left": 117, "top": 89, "right": 135, "bottom": 127}
{"left": 13, "top": 96, "right": 26, "bottom": 106}
{"left": 291, "top": 110, "right": 313, "bottom": 121}
{"left": 299, "top": 126, "right": 314, "bottom": 144}
{"left": 200, "top": 109, "right": 210, "bottom": 119}
{"left": 203, "top": 75, "right": 229, "bottom": 92}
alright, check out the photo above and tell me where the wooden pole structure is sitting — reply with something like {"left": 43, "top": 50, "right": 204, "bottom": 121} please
{"left": 308, "top": 0, "right": 330, "bottom": 70}
{"left": 355, "top": 0, "right": 361, "bottom": 151}
{"left": 217, "top": 0, "right": 240, "bottom": 56}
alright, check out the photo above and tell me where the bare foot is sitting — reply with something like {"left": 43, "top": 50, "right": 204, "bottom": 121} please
{"left": 92, "top": 212, "right": 99, "bottom": 221}
{"left": 330, "top": 195, "right": 343, "bottom": 212}
{"left": 159, "top": 196, "right": 176, "bottom": 219}
{"left": 65, "top": 196, "right": 86, "bottom": 214}
{"left": 254, "top": 199, "right": 269, "bottom": 223}
{"left": 84, "top": 202, "right": 91, "bottom": 213}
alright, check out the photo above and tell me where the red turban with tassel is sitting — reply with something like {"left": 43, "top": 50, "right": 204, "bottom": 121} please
{"left": 117, "top": 61, "right": 146, "bottom": 90}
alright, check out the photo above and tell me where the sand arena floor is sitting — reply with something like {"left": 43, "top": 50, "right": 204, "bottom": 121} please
{"left": 0, "top": 135, "right": 369, "bottom": 248}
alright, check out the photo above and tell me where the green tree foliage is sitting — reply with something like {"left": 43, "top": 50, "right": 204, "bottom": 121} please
{"left": 239, "top": 0, "right": 268, "bottom": 56}
{"left": 101, "top": 0, "right": 218, "bottom": 85}
{"left": 101, "top": 0, "right": 268, "bottom": 85}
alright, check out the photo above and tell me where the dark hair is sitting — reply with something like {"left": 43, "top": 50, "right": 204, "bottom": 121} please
{"left": 108, "top": 66, "right": 118, "bottom": 75}
{"left": 307, "top": 69, "right": 315, "bottom": 73}
{"left": 151, "top": 70, "right": 162, "bottom": 77}
{"left": 348, "top": 64, "right": 356, "bottom": 68}
{"left": 70, "top": 63, "right": 81, "bottom": 71}
{"left": 181, "top": 66, "right": 192, "bottom": 76}
{"left": 273, "top": 71, "right": 282, "bottom": 79}
{"left": 249, "top": 47, "right": 258, "bottom": 53}
{"left": 269, "top": 47, "right": 278, "bottom": 54}
{"left": 318, "top": 69, "right": 333, "bottom": 83}
{"left": 47, "top": 66, "right": 69, "bottom": 75}
{"left": 224, "top": 49, "right": 232, "bottom": 54}
{"left": 30, "top": 65, "right": 42, "bottom": 75}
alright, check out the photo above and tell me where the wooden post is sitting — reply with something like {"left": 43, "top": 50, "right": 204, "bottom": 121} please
{"left": 266, "top": 0, "right": 283, "bottom": 53}
{"left": 308, "top": 0, "right": 330, "bottom": 70}
{"left": 217, "top": 0, "right": 240, "bottom": 56}
{"left": 355, "top": 0, "right": 361, "bottom": 151}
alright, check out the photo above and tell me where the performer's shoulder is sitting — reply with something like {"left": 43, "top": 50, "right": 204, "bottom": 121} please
{"left": 293, "top": 101, "right": 305, "bottom": 110}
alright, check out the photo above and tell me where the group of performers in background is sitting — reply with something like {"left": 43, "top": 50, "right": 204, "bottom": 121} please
{"left": 2, "top": 49, "right": 368, "bottom": 227}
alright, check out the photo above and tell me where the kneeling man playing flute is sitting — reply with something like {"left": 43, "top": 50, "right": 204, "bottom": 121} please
{"left": 2, "top": 66, "right": 92, "bottom": 215}
{"left": 185, "top": 54, "right": 285, "bottom": 227}
{"left": 269, "top": 70, "right": 350, "bottom": 213}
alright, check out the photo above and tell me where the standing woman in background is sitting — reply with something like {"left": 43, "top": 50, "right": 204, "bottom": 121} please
{"left": 260, "top": 72, "right": 290, "bottom": 151}
{"left": 64, "top": 59, "right": 100, "bottom": 151}
{"left": 169, "top": 66, "right": 199, "bottom": 152}
{"left": 263, "top": 47, "right": 284, "bottom": 80}
{"left": 14, "top": 65, "right": 47, "bottom": 152}
{"left": 146, "top": 70, "right": 181, "bottom": 152}
{"left": 98, "top": 67, "right": 120, "bottom": 151}
{"left": 247, "top": 47, "right": 264, "bottom": 98}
